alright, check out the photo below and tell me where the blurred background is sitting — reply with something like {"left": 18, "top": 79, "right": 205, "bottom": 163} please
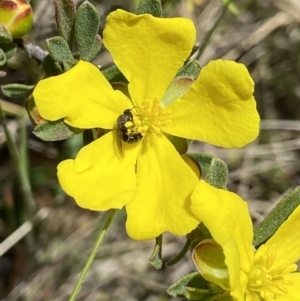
{"left": 1, "top": 0, "right": 300, "bottom": 300}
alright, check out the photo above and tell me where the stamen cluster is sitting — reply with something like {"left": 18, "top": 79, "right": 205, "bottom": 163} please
{"left": 247, "top": 244, "right": 297, "bottom": 301}
{"left": 125, "top": 100, "right": 171, "bottom": 137}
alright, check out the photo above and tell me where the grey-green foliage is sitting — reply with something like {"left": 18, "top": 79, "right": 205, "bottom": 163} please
{"left": 189, "top": 153, "right": 228, "bottom": 189}
{"left": 54, "top": 0, "right": 76, "bottom": 47}
{"left": 75, "top": 1, "right": 102, "bottom": 61}
{"left": 1, "top": 84, "right": 35, "bottom": 98}
{"left": 136, "top": 0, "right": 162, "bottom": 17}
{"left": 253, "top": 186, "right": 300, "bottom": 247}
{"left": 33, "top": 119, "right": 80, "bottom": 141}
{"left": 47, "top": 36, "right": 73, "bottom": 63}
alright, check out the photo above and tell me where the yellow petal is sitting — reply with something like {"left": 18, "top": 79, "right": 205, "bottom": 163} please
{"left": 191, "top": 182, "right": 254, "bottom": 299}
{"left": 103, "top": 9, "right": 196, "bottom": 104}
{"left": 222, "top": 239, "right": 249, "bottom": 301}
{"left": 125, "top": 134, "right": 199, "bottom": 240}
{"left": 191, "top": 181, "right": 254, "bottom": 269}
{"left": 163, "top": 60, "right": 260, "bottom": 147}
{"left": 58, "top": 131, "right": 140, "bottom": 210}
{"left": 266, "top": 204, "right": 300, "bottom": 263}
{"left": 182, "top": 154, "right": 201, "bottom": 179}
{"left": 33, "top": 61, "right": 131, "bottom": 129}
{"left": 275, "top": 273, "right": 300, "bottom": 301}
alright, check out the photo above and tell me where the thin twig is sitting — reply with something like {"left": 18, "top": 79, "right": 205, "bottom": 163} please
{"left": 196, "top": 0, "right": 231, "bottom": 60}
{"left": 68, "top": 209, "right": 116, "bottom": 301}
{"left": 0, "top": 208, "right": 49, "bottom": 256}
{"left": 0, "top": 105, "right": 36, "bottom": 216}
{"left": 14, "top": 38, "right": 49, "bottom": 62}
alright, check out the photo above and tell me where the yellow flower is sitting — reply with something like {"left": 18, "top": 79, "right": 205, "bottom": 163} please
{"left": 191, "top": 183, "right": 300, "bottom": 300}
{"left": 33, "top": 9, "right": 259, "bottom": 240}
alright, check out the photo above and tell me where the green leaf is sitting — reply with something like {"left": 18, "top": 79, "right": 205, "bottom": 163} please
{"left": 33, "top": 119, "right": 80, "bottom": 141}
{"left": 176, "top": 59, "right": 202, "bottom": 79}
{"left": 47, "top": 36, "right": 73, "bottom": 63}
{"left": 167, "top": 272, "right": 208, "bottom": 297}
{"left": 102, "top": 64, "right": 128, "bottom": 84}
{"left": 162, "top": 60, "right": 201, "bottom": 106}
{"left": 184, "top": 287, "right": 221, "bottom": 301}
{"left": 149, "top": 235, "right": 163, "bottom": 269}
{"left": 136, "top": 0, "right": 162, "bottom": 17}
{"left": 62, "top": 58, "right": 78, "bottom": 71}
{"left": 164, "top": 133, "right": 187, "bottom": 154}
{"left": 0, "top": 23, "right": 12, "bottom": 43}
{"left": 0, "top": 48, "right": 6, "bottom": 66}
{"left": 42, "top": 54, "right": 63, "bottom": 77}
{"left": 87, "top": 34, "right": 102, "bottom": 60}
{"left": 1, "top": 42, "right": 17, "bottom": 60}
{"left": 162, "top": 77, "right": 194, "bottom": 107}
{"left": 54, "top": 0, "right": 76, "bottom": 47}
{"left": 189, "top": 153, "right": 228, "bottom": 189}
{"left": 187, "top": 224, "right": 212, "bottom": 249}
{"left": 1, "top": 84, "right": 35, "bottom": 98}
{"left": 75, "top": 1, "right": 101, "bottom": 61}
{"left": 253, "top": 186, "right": 300, "bottom": 247}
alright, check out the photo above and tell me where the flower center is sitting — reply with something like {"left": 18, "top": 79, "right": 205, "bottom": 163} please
{"left": 247, "top": 244, "right": 297, "bottom": 301}
{"left": 119, "top": 99, "right": 171, "bottom": 142}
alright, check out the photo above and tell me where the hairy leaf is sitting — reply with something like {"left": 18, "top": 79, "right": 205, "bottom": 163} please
{"left": 54, "top": 0, "right": 76, "bottom": 47}
{"left": 47, "top": 36, "right": 73, "bottom": 63}
{"left": 136, "top": 0, "right": 162, "bottom": 17}
{"left": 75, "top": 1, "right": 101, "bottom": 61}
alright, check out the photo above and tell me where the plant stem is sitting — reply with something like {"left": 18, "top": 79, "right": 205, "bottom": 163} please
{"left": 166, "top": 238, "right": 191, "bottom": 266}
{"left": 68, "top": 209, "right": 116, "bottom": 301}
{"left": 0, "top": 106, "right": 35, "bottom": 218}
{"left": 196, "top": 0, "right": 232, "bottom": 60}
{"left": 15, "top": 38, "right": 48, "bottom": 62}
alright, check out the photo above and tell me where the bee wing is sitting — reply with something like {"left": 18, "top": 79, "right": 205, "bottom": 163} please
{"left": 116, "top": 128, "right": 124, "bottom": 158}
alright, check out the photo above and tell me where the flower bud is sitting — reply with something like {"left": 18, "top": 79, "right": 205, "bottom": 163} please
{"left": 193, "top": 239, "right": 230, "bottom": 290}
{"left": 26, "top": 95, "right": 44, "bottom": 125}
{"left": 0, "top": 0, "right": 33, "bottom": 38}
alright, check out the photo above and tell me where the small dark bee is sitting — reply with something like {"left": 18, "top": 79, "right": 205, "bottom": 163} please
{"left": 116, "top": 109, "right": 143, "bottom": 157}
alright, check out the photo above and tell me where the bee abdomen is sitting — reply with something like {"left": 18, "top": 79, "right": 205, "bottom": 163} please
{"left": 121, "top": 132, "right": 143, "bottom": 144}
